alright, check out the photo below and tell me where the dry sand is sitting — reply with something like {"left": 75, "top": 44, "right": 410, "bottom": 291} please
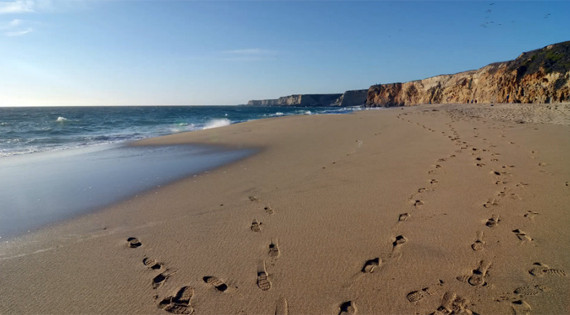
{"left": 1, "top": 103, "right": 569, "bottom": 314}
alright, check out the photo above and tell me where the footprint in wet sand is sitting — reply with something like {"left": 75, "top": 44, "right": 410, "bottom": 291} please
{"left": 257, "top": 261, "right": 271, "bottom": 291}
{"left": 249, "top": 195, "right": 259, "bottom": 202}
{"left": 485, "top": 215, "right": 500, "bottom": 228}
{"left": 471, "top": 231, "right": 485, "bottom": 251}
{"left": 153, "top": 271, "right": 172, "bottom": 289}
{"left": 457, "top": 260, "right": 491, "bottom": 286}
{"left": 203, "top": 276, "right": 229, "bottom": 292}
{"left": 268, "top": 241, "right": 280, "bottom": 258}
{"left": 361, "top": 257, "right": 381, "bottom": 273}
{"left": 398, "top": 213, "right": 410, "bottom": 222}
{"left": 275, "top": 297, "right": 289, "bottom": 315}
{"left": 512, "top": 229, "right": 533, "bottom": 242}
{"left": 529, "top": 262, "right": 567, "bottom": 277}
{"left": 250, "top": 219, "right": 262, "bottom": 232}
{"left": 430, "top": 179, "right": 439, "bottom": 185}
{"left": 127, "top": 237, "right": 142, "bottom": 248}
{"left": 406, "top": 287, "right": 432, "bottom": 303}
{"left": 338, "top": 301, "right": 357, "bottom": 315}
{"left": 158, "top": 286, "right": 194, "bottom": 314}
{"left": 143, "top": 257, "right": 163, "bottom": 270}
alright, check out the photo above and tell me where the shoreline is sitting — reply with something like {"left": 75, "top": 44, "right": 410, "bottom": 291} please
{"left": 1, "top": 103, "right": 568, "bottom": 314}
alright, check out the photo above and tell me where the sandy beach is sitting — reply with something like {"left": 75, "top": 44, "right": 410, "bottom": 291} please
{"left": 1, "top": 103, "right": 569, "bottom": 314}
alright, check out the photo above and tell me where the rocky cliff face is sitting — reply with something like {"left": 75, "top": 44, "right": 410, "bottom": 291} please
{"left": 248, "top": 94, "right": 342, "bottom": 106}
{"left": 334, "top": 89, "right": 368, "bottom": 106}
{"left": 366, "top": 41, "right": 570, "bottom": 107}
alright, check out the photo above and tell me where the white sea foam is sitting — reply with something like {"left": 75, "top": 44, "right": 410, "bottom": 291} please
{"left": 203, "top": 118, "right": 231, "bottom": 130}
{"left": 56, "top": 116, "right": 68, "bottom": 122}
{"left": 274, "top": 112, "right": 284, "bottom": 116}
{"left": 304, "top": 110, "right": 312, "bottom": 115}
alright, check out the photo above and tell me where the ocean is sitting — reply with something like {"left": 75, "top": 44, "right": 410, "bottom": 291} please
{"left": 0, "top": 106, "right": 358, "bottom": 158}
{"left": 0, "top": 105, "right": 360, "bottom": 239}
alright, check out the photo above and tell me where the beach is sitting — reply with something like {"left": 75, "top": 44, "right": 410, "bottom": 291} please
{"left": 0, "top": 103, "right": 568, "bottom": 314}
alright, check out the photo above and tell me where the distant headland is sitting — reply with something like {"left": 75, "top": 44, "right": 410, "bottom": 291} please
{"left": 246, "top": 40, "right": 570, "bottom": 107}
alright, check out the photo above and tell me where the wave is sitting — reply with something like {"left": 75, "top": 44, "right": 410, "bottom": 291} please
{"left": 56, "top": 116, "right": 68, "bottom": 122}
{"left": 203, "top": 118, "right": 231, "bottom": 130}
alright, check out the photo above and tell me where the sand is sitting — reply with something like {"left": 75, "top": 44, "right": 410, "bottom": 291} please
{"left": 0, "top": 103, "right": 569, "bottom": 314}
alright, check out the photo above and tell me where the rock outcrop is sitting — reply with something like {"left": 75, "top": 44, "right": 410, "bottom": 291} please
{"left": 248, "top": 94, "right": 342, "bottom": 106}
{"left": 333, "top": 89, "right": 368, "bottom": 106}
{"left": 366, "top": 41, "right": 570, "bottom": 107}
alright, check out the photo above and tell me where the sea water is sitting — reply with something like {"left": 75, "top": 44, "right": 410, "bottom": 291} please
{"left": 0, "top": 105, "right": 360, "bottom": 238}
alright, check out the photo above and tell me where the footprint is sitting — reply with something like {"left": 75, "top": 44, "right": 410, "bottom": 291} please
{"left": 457, "top": 260, "right": 491, "bottom": 286}
{"left": 338, "top": 301, "right": 357, "bottom": 315}
{"left": 471, "top": 231, "right": 485, "bottom": 251}
{"left": 483, "top": 199, "right": 499, "bottom": 208}
{"left": 391, "top": 235, "right": 407, "bottom": 256}
{"left": 361, "top": 257, "right": 381, "bottom": 273}
{"left": 127, "top": 237, "right": 142, "bottom": 248}
{"left": 511, "top": 300, "right": 532, "bottom": 315}
{"left": 257, "top": 261, "right": 271, "bottom": 291}
{"left": 406, "top": 287, "right": 432, "bottom": 303}
{"left": 143, "top": 257, "right": 163, "bottom": 270}
{"left": 158, "top": 286, "right": 194, "bottom": 314}
{"left": 250, "top": 219, "right": 262, "bottom": 232}
{"left": 268, "top": 241, "right": 280, "bottom": 258}
{"left": 529, "top": 262, "right": 567, "bottom": 277}
{"left": 514, "top": 284, "right": 549, "bottom": 296}
{"left": 398, "top": 213, "right": 410, "bottom": 222}
{"left": 264, "top": 206, "right": 274, "bottom": 215}
{"left": 435, "top": 291, "right": 470, "bottom": 314}
{"left": 512, "top": 229, "right": 533, "bottom": 242}
{"left": 430, "top": 179, "right": 439, "bottom": 185}
{"left": 203, "top": 276, "right": 228, "bottom": 292}
{"left": 153, "top": 272, "right": 171, "bottom": 289}
{"left": 485, "top": 215, "right": 500, "bottom": 228}
{"left": 275, "top": 297, "right": 288, "bottom": 315}
{"left": 413, "top": 200, "right": 424, "bottom": 207}
{"left": 249, "top": 195, "right": 259, "bottom": 202}
{"left": 417, "top": 187, "right": 427, "bottom": 193}
{"left": 523, "top": 211, "right": 539, "bottom": 220}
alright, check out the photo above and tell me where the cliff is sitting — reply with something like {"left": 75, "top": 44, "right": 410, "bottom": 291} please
{"left": 366, "top": 41, "right": 570, "bottom": 106}
{"left": 333, "top": 89, "right": 368, "bottom": 106}
{"left": 248, "top": 94, "right": 342, "bottom": 106}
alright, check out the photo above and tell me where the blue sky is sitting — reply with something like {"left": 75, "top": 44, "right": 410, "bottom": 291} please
{"left": 0, "top": 0, "right": 568, "bottom": 106}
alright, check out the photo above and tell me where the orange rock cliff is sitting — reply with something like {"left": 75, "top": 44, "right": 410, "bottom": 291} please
{"left": 366, "top": 41, "right": 570, "bottom": 106}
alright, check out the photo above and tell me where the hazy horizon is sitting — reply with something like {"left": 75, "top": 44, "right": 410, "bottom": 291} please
{"left": 1, "top": 0, "right": 568, "bottom": 107}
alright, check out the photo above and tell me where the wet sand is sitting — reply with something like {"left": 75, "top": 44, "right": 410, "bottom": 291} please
{"left": 0, "top": 103, "right": 569, "bottom": 314}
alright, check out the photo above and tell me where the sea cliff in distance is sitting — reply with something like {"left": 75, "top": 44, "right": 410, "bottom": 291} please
{"left": 246, "top": 40, "right": 570, "bottom": 107}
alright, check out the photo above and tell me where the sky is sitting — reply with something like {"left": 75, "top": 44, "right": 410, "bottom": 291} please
{"left": 0, "top": 0, "right": 568, "bottom": 106}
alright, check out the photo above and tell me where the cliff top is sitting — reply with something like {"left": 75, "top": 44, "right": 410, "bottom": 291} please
{"left": 505, "top": 40, "right": 570, "bottom": 75}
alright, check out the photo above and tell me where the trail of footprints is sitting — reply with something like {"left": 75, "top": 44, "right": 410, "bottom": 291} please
{"left": 120, "top": 110, "right": 565, "bottom": 314}
{"left": 396, "top": 110, "right": 567, "bottom": 314}
{"left": 120, "top": 195, "right": 284, "bottom": 314}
